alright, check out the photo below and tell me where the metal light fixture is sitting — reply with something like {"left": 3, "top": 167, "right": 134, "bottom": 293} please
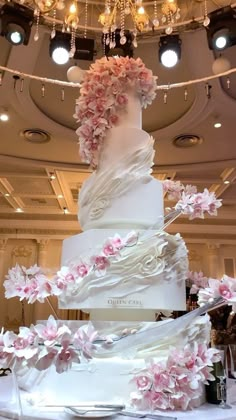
{"left": 206, "top": 6, "right": 236, "bottom": 51}
{"left": 49, "top": 31, "right": 95, "bottom": 65}
{"left": 0, "top": 3, "right": 34, "bottom": 46}
{"left": 159, "top": 34, "right": 181, "bottom": 68}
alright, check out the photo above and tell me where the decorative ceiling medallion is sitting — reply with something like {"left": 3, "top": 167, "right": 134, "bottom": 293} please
{"left": 173, "top": 134, "right": 203, "bottom": 148}
{"left": 20, "top": 129, "right": 51, "bottom": 143}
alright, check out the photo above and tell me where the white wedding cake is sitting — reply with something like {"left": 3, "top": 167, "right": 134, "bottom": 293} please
{"left": 2, "top": 57, "right": 221, "bottom": 415}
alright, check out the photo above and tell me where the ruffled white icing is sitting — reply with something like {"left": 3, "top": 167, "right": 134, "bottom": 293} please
{"left": 79, "top": 135, "right": 155, "bottom": 228}
{"left": 59, "top": 231, "right": 188, "bottom": 307}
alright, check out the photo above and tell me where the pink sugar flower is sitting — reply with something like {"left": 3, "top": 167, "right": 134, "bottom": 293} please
{"left": 75, "top": 263, "right": 90, "bottom": 278}
{"left": 92, "top": 255, "right": 110, "bottom": 275}
{"left": 55, "top": 345, "right": 79, "bottom": 374}
{"left": 219, "top": 283, "right": 233, "bottom": 299}
{"left": 34, "top": 316, "right": 71, "bottom": 347}
{"left": 136, "top": 375, "right": 152, "bottom": 391}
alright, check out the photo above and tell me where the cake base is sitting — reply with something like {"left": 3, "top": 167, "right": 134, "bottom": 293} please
{"left": 17, "top": 316, "right": 210, "bottom": 412}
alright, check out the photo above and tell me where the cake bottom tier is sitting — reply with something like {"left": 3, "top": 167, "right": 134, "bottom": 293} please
{"left": 17, "top": 316, "right": 211, "bottom": 412}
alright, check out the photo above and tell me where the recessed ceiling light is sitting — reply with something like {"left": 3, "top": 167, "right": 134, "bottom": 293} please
{"left": 224, "top": 180, "right": 230, "bottom": 184}
{"left": 57, "top": 194, "right": 63, "bottom": 199}
{"left": 4, "top": 193, "right": 10, "bottom": 197}
{"left": 214, "top": 122, "right": 222, "bottom": 128}
{"left": 16, "top": 207, "right": 23, "bottom": 213}
{"left": 50, "top": 174, "right": 56, "bottom": 180}
{"left": 0, "top": 113, "right": 9, "bottom": 122}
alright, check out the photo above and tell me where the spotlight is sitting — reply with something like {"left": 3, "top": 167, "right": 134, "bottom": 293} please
{"left": 0, "top": 3, "right": 33, "bottom": 46}
{"left": 103, "top": 29, "right": 134, "bottom": 58}
{"left": 50, "top": 31, "right": 95, "bottom": 64}
{"left": 159, "top": 35, "right": 181, "bottom": 68}
{"left": 206, "top": 6, "right": 236, "bottom": 51}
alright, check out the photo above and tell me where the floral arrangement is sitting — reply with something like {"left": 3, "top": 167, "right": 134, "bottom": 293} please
{"left": 74, "top": 56, "right": 157, "bottom": 168}
{"left": 198, "top": 275, "right": 236, "bottom": 312}
{"left": 4, "top": 186, "right": 222, "bottom": 305}
{"left": 187, "top": 271, "right": 209, "bottom": 294}
{"left": 131, "top": 343, "right": 220, "bottom": 411}
{"left": 163, "top": 180, "right": 221, "bottom": 220}
{"left": 186, "top": 270, "right": 236, "bottom": 312}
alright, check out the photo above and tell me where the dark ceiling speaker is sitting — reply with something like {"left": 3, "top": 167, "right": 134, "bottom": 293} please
{"left": 173, "top": 134, "right": 203, "bottom": 148}
{"left": 0, "top": 3, "right": 34, "bottom": 46}
{"left": 206, "top": 6, "right": 236, "bottom": 50}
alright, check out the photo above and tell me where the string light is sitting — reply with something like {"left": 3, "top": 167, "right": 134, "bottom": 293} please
{"left": 84, "top": 0, "right": 88, "bottom": 38}
{"left": 34, "top": 8, "right": 40, "bottom": 42}
{"left": 203, "top": 0, "right": 210, "bottom": 27}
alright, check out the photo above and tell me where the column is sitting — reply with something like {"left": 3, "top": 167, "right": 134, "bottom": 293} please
{"left": 207, "top": 243, "right": 220, "bottom": 278}
{"left": 34, "top": 239, "right": 51, "bottom": 322}
{"left": 0, "top": 238, "right": 8, "bottom": 327}
{"left": 37, "top": 239, "right": 49, "bottom": 268}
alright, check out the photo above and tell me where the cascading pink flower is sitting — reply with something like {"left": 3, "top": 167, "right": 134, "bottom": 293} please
{"left": 74, "top": 56, "right": 157, "bottom": 168}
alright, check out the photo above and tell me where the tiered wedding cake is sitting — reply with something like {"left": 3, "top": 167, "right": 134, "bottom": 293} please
{"left": 2, "top": 56, "right": 222, "bottom": 414}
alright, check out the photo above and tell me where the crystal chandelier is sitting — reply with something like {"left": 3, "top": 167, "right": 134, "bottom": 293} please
{"left": 11, "top": 0, "right": 210, "bottom": 56}
{"left": 98, "top": 0, "right": 182, "bottom": 50}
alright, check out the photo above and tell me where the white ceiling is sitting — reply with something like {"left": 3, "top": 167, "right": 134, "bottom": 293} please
{"left": 0, "top": 0, "right": 236, "bottom": 241}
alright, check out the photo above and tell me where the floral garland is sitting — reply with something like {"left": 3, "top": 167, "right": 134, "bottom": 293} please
{"left": 73, "top": 56, "right": 157, "bottom": 168}
{"left": 4, "top": 186, "right": 221, "bottom": 304}
{"left": 131, "top": 343, "right": 220, "bottom": 411}
{"left": 0, "top": 315, "right": 119, "bottom": 374}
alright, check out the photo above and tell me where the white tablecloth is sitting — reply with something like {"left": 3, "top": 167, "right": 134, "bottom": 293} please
{"left": 0, "top": 380, "right": 236, "bottom": 420}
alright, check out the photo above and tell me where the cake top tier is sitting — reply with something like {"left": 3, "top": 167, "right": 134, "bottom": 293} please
{"left": 74, "top": 56, "right": 157, "bottom": 169}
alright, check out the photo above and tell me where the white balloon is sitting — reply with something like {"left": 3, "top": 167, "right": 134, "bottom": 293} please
{"left": 212, "top": 56, "right": 231, "bottom": 75}
{"left": 67, "top": 66, "right": 85, "bottom": 83}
